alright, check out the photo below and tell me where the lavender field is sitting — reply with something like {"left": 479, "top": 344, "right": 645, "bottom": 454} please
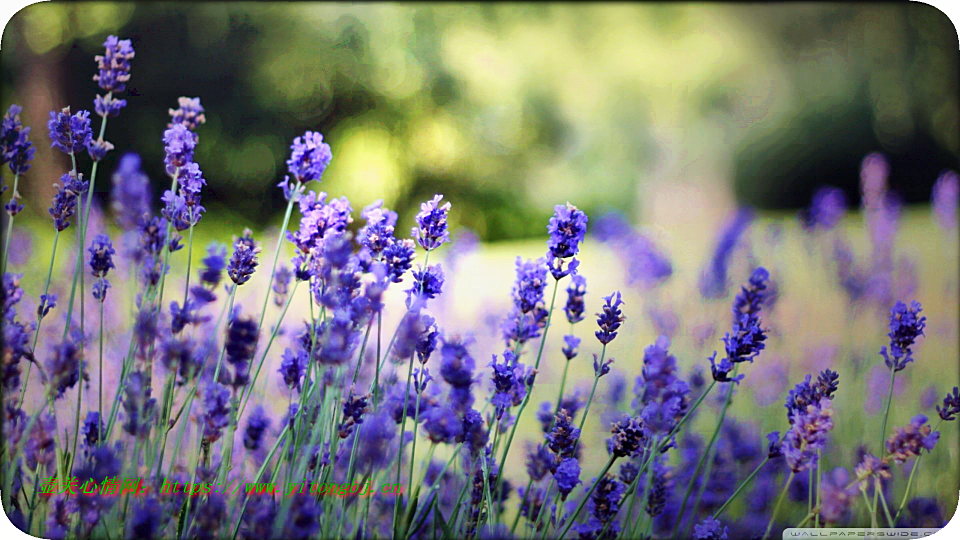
{"left": 2, "top": 12, "right": 960, "bottom": 540}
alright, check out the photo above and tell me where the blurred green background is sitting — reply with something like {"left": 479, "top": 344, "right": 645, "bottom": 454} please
{"left": 1, "top": 2, "right": 958, "bottom": 240}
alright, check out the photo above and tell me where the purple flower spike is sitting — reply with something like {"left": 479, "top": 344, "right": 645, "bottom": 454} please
{"left": 93, "top": 35, "right": 134, "bottom": 93}
{"left": 937, "top": 387, "right": 960, "bottom": 421}
{"left": 546, "top": 202, "right": 588, "bottom": 279}
{"left": 693, "top": 516, "right": 728, "bottom": 540}
{"left": 286, "top": 130, "right": 332, "bottom": 186}
{"left": 880, "top": 300, "right": 926, "bottom": 372}
{"left": 168, "top": 97, "right": 206, "bottom": 132}
{"left": 595, "top": 291, "right": 625, "bottom": 345}
{"left": 227, "top": 229, "right": 261, "bottom": 286}
{"left": 1, "top": 105, "right": 35, "bottom": 175}
{"left": 800, "top": 186, "right": 846, "bottom": 232}
{"left": 413, "top": 194, "right": 451, "bottom": 251}
{"left": 886, "top": 414, "right": 939, "bottom": 463}
{"left": 47, "top": 107, "right": 92, "bottom": 155}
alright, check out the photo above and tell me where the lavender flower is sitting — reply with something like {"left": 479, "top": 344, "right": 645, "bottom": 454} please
{"left": 88, "top": 234, "right": 115, "bottom": 278}
{"left": 413, "top": 194, "right": 451, "bottom": 251}
{"left": 162, "top": 123, "right": 196, "bottom": 174}
{"left": 854, "top": 453, "right": 891, "bottom": 489}
{"left": 608, "top": 415, "right": 646, "bottom": 457}
{"left": 800, "top": 186, "right": 846, "bottom": 232}
{"left": 783, "top": 399, "right": 834, "bottom": 472}
{"left": 272, "top": 264, "right": 293, "bottom": 307}
{"left": 110, "top": 154, "right": 151, "bottom": 230}
{"left": 406, "top": 264, "right": 444, "bottom": 307}
{"left": 49, "top": 172, "right": 88, "bottom": 231}
{"left": 562, "top": 334, "right": 580, "bottom": 360}
{"left": 285, "top": 131, "right": 332, "bottom": 185}
{"left": 201, "top": 381, "right": 231, "bottom": 444}
{"left": 931, "top": 170, "right": 958, "bottom": 230}
{"left": 595, "top": 291, "right": 625, "bottom": 345}
{"left": 554, "top": 457, "right": 581, "bottom": 500}
{"left": 279, "top": 348, "right": 308, "bottom": 392}
{"left": 937, "top": 387, "right": 960, "bottom": 421}
{"left": 489, "top": 349, "right": 525, "bottom": 418}
{"left": 121, "top": 371, "right": 156, "bottom": 439}
{"left": 699, "top": 208, "right": 753, "bottom": 299}
{"left": 545, "top": 410, "right": 580, "bottom": 459}
{"left": 228, "top": 229, "right": 261, "bottom": 286}
{"left": 710, "top": 267, "right": 771, "bottom": 384}
{"left": 693, "top": 516, "right": 728, "bottom": 540}
{"left": 595, "top": 212, "right": 673, "bottom": 289}
{"left": 286, "top": 191, "right": 353, "bottom": 255}
{"left": 168, "top": 97, "right": 206, "bottom": 132}
{"left": 37, "top": 293, "right": 57, "bottom": 320}
{"left": 46, "top": 333, "right": 82, "bottom": 399}
{"left": 339, "top": 391, "right": 369, "bottom": 439}
{"left": 225, "top": 309, "right": 259, "bottom": 389}
{"left": 47, "top": 107, "right": 92, "bottom": 155}
{"left": 880, "top": 300, "right": 926, "bottom": 372}
{"left": 886, "top": 414, "right": 940, "bottom": 463}
{"left": 1, "top": 105, "right": 35, "bottom": 175}
{"left": 422, "top": 405, "right": 463, "bottom": 444}
{"left": 93, "top": 36, "right": 134, "bottom": 93}
{"left": 85, "top": 138, "right": 114, "bottom": 162}
{"left": 382, "top": 238, "right": 416, "bottom": 283}
{"left": 546, "top": 202, "right": 587, "bottom": 279}
{"left": 818, "top": 468, "right": 857, "bottom": 523}
{"left": 563, "top": 274, "right": 587, "bottom": 324}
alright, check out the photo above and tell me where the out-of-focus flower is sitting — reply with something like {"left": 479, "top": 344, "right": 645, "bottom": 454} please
{"left": 854, "top": 453, "right": 891, "bottom": 490}
{"left": 563, "top": 274, "right": 587, "bottom": 324}
{"left": 699, "top": 208, "right": 753, "bottom": 299}
{"left": 783, "top": 399, "right": 834, "bottom": 472}
{"left": 818, "top": 467, "right": 857, "bottom": 523}
{"left": 800, "top": 186, "right": 846, "bottom": 232}
{"left": 554, "top": 457, "right": 581, "bottom": 500}
{"left": 110, "top": 153, "right": 151, "bottom": 230}
{"left": 225, "top": 309, "right": 259, "bottom": 389}
{"left": 932, "top": 170, "right": 959, "bottom": 230}
{"left": 693, "top": 516, "right": 729, "bottom": 540}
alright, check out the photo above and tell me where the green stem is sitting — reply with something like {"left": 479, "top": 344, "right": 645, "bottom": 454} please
{"left": 713, "top": 455, "right": 769, "bottom": 519}
{"left": 392, "top": 353, "right": 416, "bottom": 535}
{"left": 672, "top": 370, "right": 737, "bottom": 539}
{"left": 180, "top": 219, "right": 196, "bottom": 313}
{"left": 236, "top": 279, "right": 301, "bottom": 419}
{"left": 257, "top": 188, "right": 298, "bottom": 332}
{"left": 98, "top": 290, "right": 104, "bottom": 442}
{"left": 762, "top": 471, "right": 794, "bottom": 540}
{"left": 874, "top": 366, "right": 896, "bottom": 524}
{"left": 18, "top": 229, "right": 60, "bottom": 409}
{"left": 876, "top": 477, "right": 895, "bottom": 527}
{"left": 491, "top": 279, "right": 561, "bottom": 505}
